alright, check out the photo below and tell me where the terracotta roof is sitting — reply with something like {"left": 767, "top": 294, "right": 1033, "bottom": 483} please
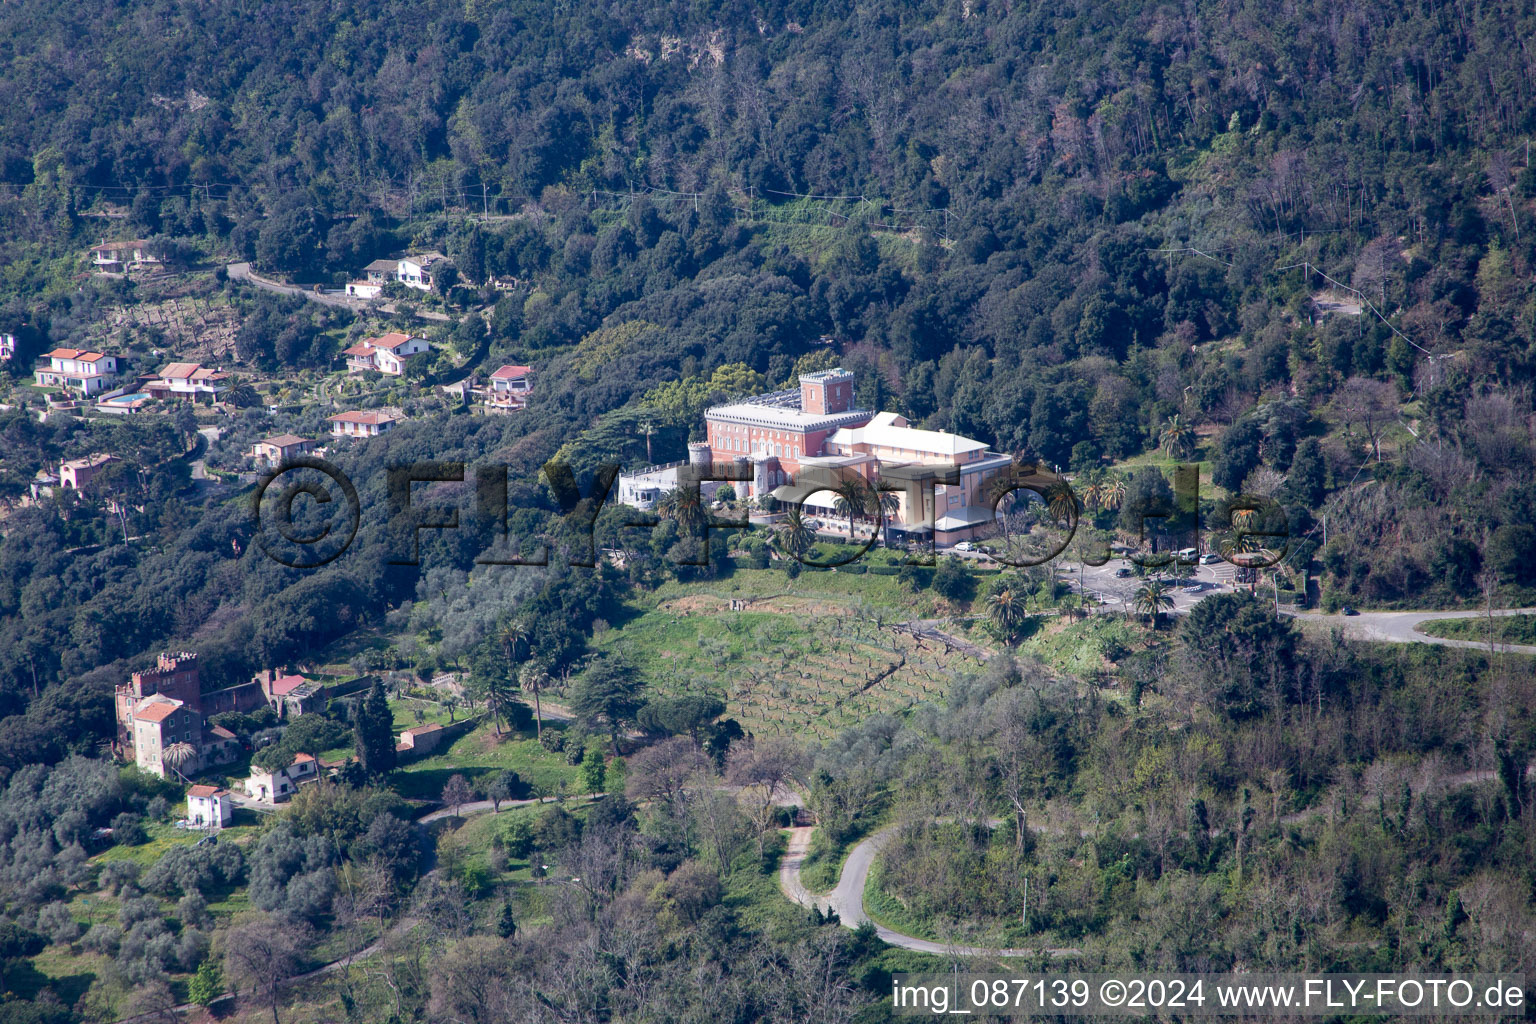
{"left": 61, "top": 454, "right": 116, "bottom": 471}
{"left": 342, "top": 343, "right": 376, "bottom": 357}
{"left": 364, "top": 258, "right": 399, "bottom": 272}
{"left": 269, "top": 674, "right": 307, "bottom": 696}
{"left": 404, "top": 723, "right": 443, "bottom": 736}
{"left": 261, "top": 434, "right": 311, "bottom": 448}
{"left": 190, "top": 368, "right": 225, "bottom": 382}
{"left": 328, "top": 410, "right": 400, "bottom": 425}
{"left": 133, "top": 699, "right": 182, "bottom": 723}
{"left": 187, "top": 784, "right": 226, "bottom": 798}
{"left": 45, "top": 348, "right": 82, "bottom": 359}
{"left": 76, "top": 351, "right": 106, "bottom": 362}
{"left": 209, "top": 725, "right": 237, "bottom": 740}
{"left": 490, "top": 364, "right": 532, "bottom": 380}
{"left": 367, "top": 332, "right": 417, "bottom": 351}
{"left": 160, "top": 362, "right": 200, "bottom": 379}
{"left": 291, "top": 753, "right": 316, "bottom": 764}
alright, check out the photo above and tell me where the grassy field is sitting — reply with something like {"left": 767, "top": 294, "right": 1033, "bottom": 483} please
{"left": 389, "top": 720, "right": 582, "bottom": 801}
{"left": 593, "top": 575, "right": 985, "bottom": 742}
{"left": 1417, "top": 614, "right": 1536, "bottom": 645}
{"left": 1018, "top": 615, "right": 1142, "bottom": 679}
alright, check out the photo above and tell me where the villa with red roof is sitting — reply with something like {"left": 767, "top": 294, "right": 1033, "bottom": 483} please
{"left": 247, "top": 434, "right": 315, "bottom": 469}
{"left": 145, "top": 362, "right": 227, "bottom": 401}
{"left": 328, "top": 409, "right": 402, "bottom": 438}
{"left": 342, "top": 332, "right": 430, "bottom": 375}
{"left": 486, "top": 364, "right": 533, "bottom": 412}
{"left": 35, "top": 348, "right": 120, "bottom": 396}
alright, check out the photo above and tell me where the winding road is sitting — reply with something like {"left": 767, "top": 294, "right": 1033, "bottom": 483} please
{"left": 778, "top": 821, "right": 1081, "bottom": 958}
{"left": 1286, "top": 607, "right": 1536, "bottom": 654}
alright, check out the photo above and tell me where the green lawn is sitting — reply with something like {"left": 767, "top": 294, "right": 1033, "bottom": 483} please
{"left": 389, "top": 721, "right": 581, "bottom": 801}
{"left": 1417, "top": 614, "right": 1536, "bottom": 646}
{"left": 91, "top": 814, "right": 264, "bottom": 868}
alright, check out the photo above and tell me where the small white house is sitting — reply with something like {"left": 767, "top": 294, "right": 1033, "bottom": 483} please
{"left": 243, "top": 752, "right": 320, "bottom": 804}
{"left": 486, "top": 364, "right": 533, "bottom": 412}
{"left": 397, "top": 252, "right": 447, "bottom": 292}
{"left": 186, "top": 785, "right": 233, "bottom": 829}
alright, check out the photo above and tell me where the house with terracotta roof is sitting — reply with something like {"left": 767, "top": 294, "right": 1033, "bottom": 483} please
{"left": 243, "top": 752, "right": 320, "bottom": 804}
{"left": 486, "top": 364, "right": 533, "bottom": 412}
{"left": 328, "top": 409, "right": 402, "bottom": 438}
{"left": 342, "top": 332, "right": 430, "bottom": 375}
{"left": 144, "top": 362, "right": 227, "bottom": 401}
{"left": 59, "top": 454, "right": 118, "bottom": 491}
{"left": 34, "top": 348, "right": 120, "bottom": 396}
{"left": 90, "top": 240, "right": 161, "bottom": 269}
{"left": 247, "top": 434, "right": 315, "bottom": 469}
{"left": 131, "top": 695, "right": 204, "bottom": 778}
{"left": 254, "top": 669, "right": 324, "bottom": 718}
{"left": 186, "top": 785, "right": 232, "bottom": 829}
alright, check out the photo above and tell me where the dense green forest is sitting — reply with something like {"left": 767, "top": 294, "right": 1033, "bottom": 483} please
{"left": 0, "top": 0, "right": 1535, "bottom": 1020}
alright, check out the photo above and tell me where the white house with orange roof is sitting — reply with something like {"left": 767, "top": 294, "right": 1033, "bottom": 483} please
{"left": 342, "top": 332, "right": 430, "bottom": 375}
{"left": 186, "top": 785, "right": 233, "bottom": 829}
{"left": 328, "top": 409, "right": 402, "bottom": 438}
{"left": 243, "top": 752, "right": 320, "bottom": 804}
{"left": 145, "top": 362, "right": 227, "bottom": 400}
{"left": 35, "top": 348, "right": 120, "bottom": 396}
{"left": 247, "top": 434, "right": 315, "bottom": 469}
{"left": 485, "top": 364, "right": 533, "bottom": 412}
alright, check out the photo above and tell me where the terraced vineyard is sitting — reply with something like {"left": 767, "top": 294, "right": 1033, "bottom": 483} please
{"left": 594, "top": 592, "right": 987, "bottom": 739}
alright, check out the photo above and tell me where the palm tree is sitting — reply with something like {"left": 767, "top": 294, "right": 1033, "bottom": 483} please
{"left": 1043, "top": 479, "right": 1081, "bottom": 526}
{"left": 1100, "top": 478, "right": 1126, "bottom": 511}
{"left": 833, "top": 476, "right": 874, "bottom": 540}
{"left": 987, "top": 585, "right": 1028, "bottom": 641}
{"left": 518, "top": 662, "right": 551, "bottom": 741}
{"left": 1133, "top": 578, "right": 1175, "bottom": 626}
{"left": 1159, "top": 414, "right": 1195, "bottom": 459}
{"left": 162, "top": 741, "right": 197, "bottom": 783}
{"left": 656, "top": 486, "right": 707, "bottom": 535}
{"left": 776, "top": 505, "right": 815, "bottom": 559}
{"left": 1081, "top": 480, "right": 1104, "bottom": 512}
{"left": 495, "top": 619, "right": 529, "bottom": 665}
{"left": 877, "top": 489, "right": 901, "bottom": 548}
{"left": 223, "top": 375, "right": 259, "bottom": 409}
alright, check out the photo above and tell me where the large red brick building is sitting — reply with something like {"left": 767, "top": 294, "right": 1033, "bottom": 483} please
{"left": 702, "top": 369, "right": 872, "bottom": 492}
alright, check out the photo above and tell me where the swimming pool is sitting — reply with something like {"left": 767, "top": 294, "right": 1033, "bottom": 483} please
{"left": 99, "top": 393, "right": 149, "bottom": 407}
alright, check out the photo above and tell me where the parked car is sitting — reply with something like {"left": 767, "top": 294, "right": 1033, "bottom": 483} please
{"left": 955, "top": 541, "right": 975, "bottom": 551}
{"left": 1200, "top": 552, "right": 1222, "bottom": 564}
{"left": 1114, "top": 567, "right": 1133, "bottom": 578}
{"left": 1341, "top": 606, "right": 1359, "bottom": 616}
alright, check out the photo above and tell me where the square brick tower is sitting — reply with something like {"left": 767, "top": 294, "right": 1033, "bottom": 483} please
{"left": 799, "top": 369, "right": 856, "bottom": 415}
